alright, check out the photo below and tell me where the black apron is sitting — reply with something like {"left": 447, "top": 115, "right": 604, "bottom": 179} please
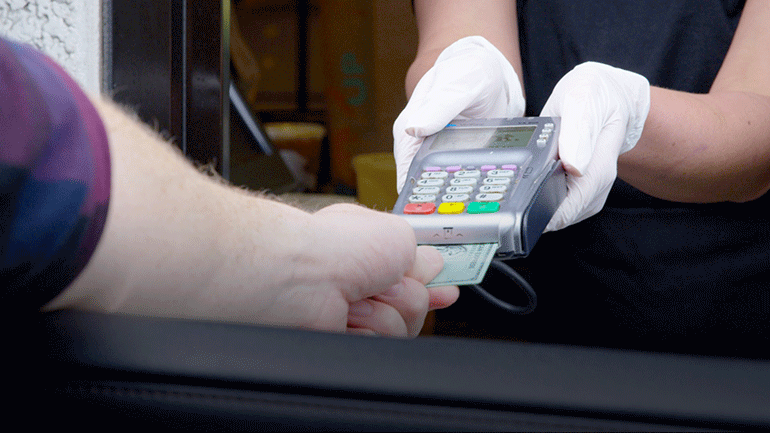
{"left": 439, "top": 0, "right": 770, "bottom": 358}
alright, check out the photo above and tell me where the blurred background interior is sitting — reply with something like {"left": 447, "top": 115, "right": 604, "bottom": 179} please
{"left": 101, "top": 0, "right": 416, "bottom": 212}
{"left": 228, "top": 0, "right": 412, "bottom": 210}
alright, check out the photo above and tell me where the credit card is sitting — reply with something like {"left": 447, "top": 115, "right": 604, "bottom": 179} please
{"left": 425, "top": 242, "right": 498, "bottom": 287}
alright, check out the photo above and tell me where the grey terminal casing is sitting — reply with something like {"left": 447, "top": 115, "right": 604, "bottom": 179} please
{"left": 393, "top": 117, "right": 567, "bottom": 259}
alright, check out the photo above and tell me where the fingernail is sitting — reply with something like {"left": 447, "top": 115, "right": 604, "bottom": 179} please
{"left": 382, "top": 282, "right": 404, "bottom": 298}
{"left": 349, "top": 300, "right": 373, "bottom": 317}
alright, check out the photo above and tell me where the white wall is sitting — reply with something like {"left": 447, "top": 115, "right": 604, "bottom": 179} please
{"left": 0, "top": 0, "right": 103, "bottom": 94}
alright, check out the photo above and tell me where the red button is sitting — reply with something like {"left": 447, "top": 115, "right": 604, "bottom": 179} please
{"left": 403, "top": 203, "right": 436, "bottom": 215}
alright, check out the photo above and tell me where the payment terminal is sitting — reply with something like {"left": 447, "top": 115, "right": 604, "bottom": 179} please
{"left": 393, "top": 117, "right": 567, "bottom": 259}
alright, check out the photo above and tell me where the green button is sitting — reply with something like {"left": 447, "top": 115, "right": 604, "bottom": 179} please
{"left": 467, "top": 201, "right": 500, "bottom": 214}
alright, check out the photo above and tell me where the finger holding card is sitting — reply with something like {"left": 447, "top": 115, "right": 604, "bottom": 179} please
{"left": 346, "top": 295, "right": 410, "bottom": 337}
{"left": 427, "top": 285, "right": 460, "bottom": 310}
{"left": 408, "top": 245, "right": 460, "bottom": 310}
{"left": 347, "top": 245, "right": 457, "bottom": 337}
{"left": 347, "top": 276, "right": 428, "bottom": 337}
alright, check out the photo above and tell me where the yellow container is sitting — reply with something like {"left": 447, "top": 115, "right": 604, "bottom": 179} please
{"left": 352, "top": 152, "right": 399, "bottom": 211}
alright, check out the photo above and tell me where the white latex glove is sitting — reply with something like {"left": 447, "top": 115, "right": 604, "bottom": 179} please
{"left": 542, "top": 62, "right": 650, "bottom": 231}
{"left": 393, "top": 36, "right": 526, "bottom": 192}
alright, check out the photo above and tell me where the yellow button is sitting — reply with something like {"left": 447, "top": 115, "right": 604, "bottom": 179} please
{"left": 438, "top": 202, "right": 465, "bottom": 214}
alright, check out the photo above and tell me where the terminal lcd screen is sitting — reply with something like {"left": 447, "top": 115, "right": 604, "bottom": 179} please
{"left": 429, "top": 126, "right": 537, "bottom": 151}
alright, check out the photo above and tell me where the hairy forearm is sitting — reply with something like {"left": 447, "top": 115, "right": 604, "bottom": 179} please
{"left": 407, "top": 0, "right": 521, "bottom": 97}
{"left": 619, "top": 88, "right": 770, "bottom": 203}
{"left": 43, "top": 97, "right": 444, "bottom": 336}
{"left": 45, "top": 97, "right": 314, "bottom": 316}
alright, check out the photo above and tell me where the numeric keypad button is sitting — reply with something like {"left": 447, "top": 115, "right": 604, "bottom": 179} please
{"left": 446, "top": 185, "right": 474, "bottom": 194}
{"left": 450, "top": 177, "right": 478, "bottom": 186}
{"left": 409, "top": 194, "right": 437, "bottom": 203}
{"left": 421, "top": 171, "right": 449, "bottom": 179}
{"left": 413, "top": 186, "right": 440, "bottom": 195}
{"left": 486, "top": 169, "right": 515, "bottom": 178}
{"left": 475, "top": 193, "right": 505, "bottom": 202}
{"left": 479, "top": 185, "right": 507, "bottom": 193}
{"left": 483, "top": 177, "right": 511, "bottom": 185}
{"left": 453, "top": 170, "right": 481, "bottom": 178}
{"left": 416, "top": 178, "right": 444, "bottom": 187}
{"left": 441, "top": 194, "right": 470, "bottom": 202}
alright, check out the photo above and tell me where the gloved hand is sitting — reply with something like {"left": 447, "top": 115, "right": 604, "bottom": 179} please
{"left": 542, "top": 62, "right": 650, "bottom": 231}
{"left": 393, "top": 36, "right": 525, "bottom": 192}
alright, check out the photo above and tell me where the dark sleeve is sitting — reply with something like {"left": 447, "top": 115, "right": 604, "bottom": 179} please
{"left": 0, "top": 37, "right": 111, "bottom": 311}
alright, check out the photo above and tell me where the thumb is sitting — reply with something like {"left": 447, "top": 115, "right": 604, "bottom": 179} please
{"left": 394, "top": 132, "right": 423, "bottom": 193}
{"left": 400, "top": 70, "right": 479, "bottom": 139}
{"left": 541, "top": 93, "right": 600, "bottom": 177}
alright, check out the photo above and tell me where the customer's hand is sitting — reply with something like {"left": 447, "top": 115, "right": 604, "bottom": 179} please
{"left": 542, "top": 62, "right": 650, "bottom": 231}
{"left": 256, "top": 203, "right": 459, "bottom": 337}
{"left": 393, "top": 36, "right": 525, "bottom": 192}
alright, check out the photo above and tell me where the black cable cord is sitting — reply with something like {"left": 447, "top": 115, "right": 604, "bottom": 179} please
{"left": 468, "top": 260, "right": 537, "bottom": 315}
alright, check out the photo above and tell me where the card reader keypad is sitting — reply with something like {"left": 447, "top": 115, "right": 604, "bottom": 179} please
{"left": 403, "top": 165, "right": 519, "bottom": 215}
